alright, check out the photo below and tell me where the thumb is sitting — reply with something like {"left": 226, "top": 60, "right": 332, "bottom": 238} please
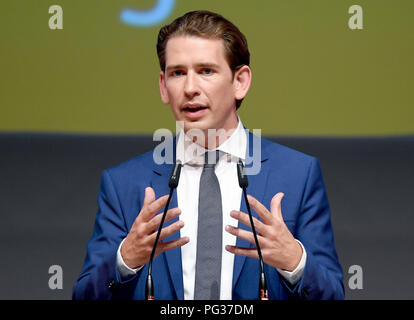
{"left": 143, "top": 187, "right": 156, "bottom": 206}
{"left": 270, "top": 192, "right": 284, "bottom": 220}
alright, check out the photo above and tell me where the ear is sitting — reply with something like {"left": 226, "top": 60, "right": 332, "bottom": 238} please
{"left": 233, "top": 65, "right": 252, "bottom": 101}
{"left": 159, "top": 71, "right": 170, "bottom": 105}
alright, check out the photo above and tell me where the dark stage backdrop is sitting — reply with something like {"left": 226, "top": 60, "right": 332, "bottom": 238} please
{"left": 1, "top": 133, "right": 413, "bottom": 299}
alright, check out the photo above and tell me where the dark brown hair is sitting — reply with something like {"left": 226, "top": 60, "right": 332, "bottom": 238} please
{"left": 156, "top": 10, "right": 250, "bottom": 109}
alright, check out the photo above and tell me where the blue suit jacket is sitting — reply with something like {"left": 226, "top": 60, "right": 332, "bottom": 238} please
{"left": 73, "top": 133, "right": 344, "bottom": 300}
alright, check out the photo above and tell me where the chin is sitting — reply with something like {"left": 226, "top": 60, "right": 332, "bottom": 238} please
{"left": 182, "top": 119, "right": 211, "bottom": 132}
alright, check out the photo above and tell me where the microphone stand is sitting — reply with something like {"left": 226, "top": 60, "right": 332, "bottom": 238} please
{"left": 237, "top": 159, "right": 269, "bottom": 300}
{"left": 146, "top": 161, "right": 182, "bottom": 300}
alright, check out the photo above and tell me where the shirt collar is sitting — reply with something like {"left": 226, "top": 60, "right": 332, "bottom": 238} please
{"left": 176, "top": 117, "right": 247, "bottom": 166}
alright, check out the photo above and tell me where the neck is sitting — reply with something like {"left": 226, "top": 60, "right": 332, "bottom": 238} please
{"left": 186, "top": 123, "right": 239, "bottom": 150}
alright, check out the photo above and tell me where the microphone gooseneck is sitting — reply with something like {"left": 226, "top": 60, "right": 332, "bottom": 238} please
{"left": 237, "top": 159, "right": 269, "bottom": 300}
{"left": 146, "top": 161, "right": 182, "bottom": 300}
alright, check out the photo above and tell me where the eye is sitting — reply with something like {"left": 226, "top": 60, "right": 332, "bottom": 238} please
{"left": 201, "top": 68, "right": 213, "bottom": 75}
{"left": 171, "top": 70, "right": 184, "bottom": 77}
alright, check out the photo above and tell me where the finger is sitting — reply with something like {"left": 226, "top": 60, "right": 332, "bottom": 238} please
{"left": 270, "top": 192, "right": 284, "bottom": 220}
{"left": 141, "top": 193, "right": 169, "bottom": 222}
{"left": 230, "top": 210, "right": 266, "bottom": 235}
{"left": 246, "top": 195, "right": 273, "bottom": 225}
{"left": 225, "top": 225, "right": 265, "bottom": 246}
{"left": 148, "top": 207, "right": 181, "bottom": 233}
{"left": 225, "top": 245, "right": 259, "bottom": 259}
{"left": 143, "top": 187, "right": 155, "bottom": 207}
{"left": 150, "top": 219, "right": 185, "bottom": 242}
{"left": 158, "top": 237, "right": 190, "bottom": 254}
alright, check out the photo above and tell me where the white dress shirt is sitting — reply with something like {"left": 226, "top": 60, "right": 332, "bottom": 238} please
{"left": 117, "top": 118, "right": 306, "bottom": 299}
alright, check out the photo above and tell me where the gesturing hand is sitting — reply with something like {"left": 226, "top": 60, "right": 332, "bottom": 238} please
{"left": 225, "top": 193, "right": 302, "bottom": 272}
{"left": 121, "top": 187, "right": 189, "bottom": 269}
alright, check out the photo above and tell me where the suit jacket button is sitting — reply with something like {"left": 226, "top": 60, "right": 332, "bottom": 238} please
{"left": 301, "top": 288, "right": 309, "bottom": 299}
{"left": 108, "top": 280, "right": 115, "bottom": 289}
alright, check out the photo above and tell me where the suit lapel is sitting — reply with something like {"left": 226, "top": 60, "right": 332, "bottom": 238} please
{"left": 150, "top": 144, "right": 185, "bottom": 300}
{"left": 232, "top": 132, "right": 271, "bottom": 289}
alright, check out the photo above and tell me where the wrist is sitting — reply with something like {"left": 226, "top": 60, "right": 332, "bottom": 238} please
{"left": 284, "top": 240, "right": 303, "bottom": 272}
{"left": 120, "top": 238, "right": 139, "bottom": 269}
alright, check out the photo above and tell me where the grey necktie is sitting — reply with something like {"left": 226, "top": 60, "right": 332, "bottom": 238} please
{"left": 194, "top": 150, "right": 222, "bottom": 300}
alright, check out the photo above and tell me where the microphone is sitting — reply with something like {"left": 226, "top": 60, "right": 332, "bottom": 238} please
{"left": 237, "top": 159, "right": 269, "bottom": 300}
{"left": 146, "top": 160, "right": 182, "bottom": 300}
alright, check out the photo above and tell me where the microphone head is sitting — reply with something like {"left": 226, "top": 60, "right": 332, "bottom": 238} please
{"left": 168, "top": 161, "right": 182, "bottom": 189}
{"left": 237, "top": 159, "right": 248, "bottom": 188}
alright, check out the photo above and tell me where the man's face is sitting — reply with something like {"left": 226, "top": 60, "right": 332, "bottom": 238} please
{"left": 159, "top": 36, "right": 248, "bottom": 136}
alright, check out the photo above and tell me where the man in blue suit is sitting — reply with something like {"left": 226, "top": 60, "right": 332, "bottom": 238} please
{"left": 73, "top": 10, "right": 344, "bottom": 300}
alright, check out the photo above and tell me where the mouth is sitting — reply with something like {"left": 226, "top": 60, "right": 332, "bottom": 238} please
{"left": 182, "top": 104, "right": 208, "bottom": 119}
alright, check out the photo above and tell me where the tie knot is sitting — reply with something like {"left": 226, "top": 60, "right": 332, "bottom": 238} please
{"left": 204, "top": 150, "right": 220, "bottom": 168}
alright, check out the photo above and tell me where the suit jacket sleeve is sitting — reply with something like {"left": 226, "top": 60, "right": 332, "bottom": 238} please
{"left": 72, "top": 170, "right": 141, "bottom": 300}
{"left": 281, "top": 157, "right": 345, "bottom": 299}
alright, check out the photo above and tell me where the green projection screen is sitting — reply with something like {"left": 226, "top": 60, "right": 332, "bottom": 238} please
{"left": 1, "top": 0, "right": 413, "bottom": 136}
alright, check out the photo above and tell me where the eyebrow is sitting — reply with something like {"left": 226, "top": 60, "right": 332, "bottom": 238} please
{"left": 197, "top": 63, "right": 220, "bottom": 69}
{"left": 166, "top": 63, "right": 221, "bottom": 72}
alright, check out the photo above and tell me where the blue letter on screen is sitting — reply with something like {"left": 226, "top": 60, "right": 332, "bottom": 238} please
{"left": 120, "top": 0, "right": 176, "bottom": 27}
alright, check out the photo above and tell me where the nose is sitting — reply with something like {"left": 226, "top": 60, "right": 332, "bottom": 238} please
{"left": 183, "top": 71, "right": 200, "bottom": 98}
